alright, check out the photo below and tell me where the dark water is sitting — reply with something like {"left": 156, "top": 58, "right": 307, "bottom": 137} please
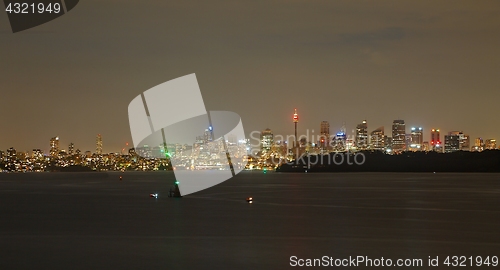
{"left": 0, "top": 172, "right": 499, "bottom": 269}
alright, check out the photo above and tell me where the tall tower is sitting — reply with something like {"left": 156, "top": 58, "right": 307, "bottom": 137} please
{"left": 411, "top": 127, "right": 423, "bottom": 145}
{"left": 392, "top": 120, "right": 406, "bottom": 152}
{"left": 208, "top": 125, "right": 214, "bottom": 141}
{"left": 410, "top": 127, "right": 423, "bottom": 151}
{"left": 50, "top": 137, "right": 59, "bottom": 157}
{"left": 68, "top": 143, "right": 74, "bottom": 155}
{"left": 96, "top": 134, "right": 103, "bottom": 155}
{"left": 260, "top": 128, "right": 274, "bottom": 154}
{"left": 370, "top": 126, "right": 385, "bottom": 150}
{"left": 320, "top": 121, "right": 330, "bottom": 148}
{"left": 356, "top": 120, "right": 368, "bottom": 150}
{"left": 444, "top": 134, "right": 460, "bottom": 153}
{"left": 293, "top": 108, "right": 299, "bottom": 147}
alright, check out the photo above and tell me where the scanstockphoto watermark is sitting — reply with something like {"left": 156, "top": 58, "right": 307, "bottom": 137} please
{"left": 290, "top": 256, "right": 424, "bottom": 267}
{"left": 249, "top": 129, "right": 359, "bottom": 149}
{"left": 290, "top": 151, "right": 366, "bottom": 167}
{"left": 248, "top": 129, "right": 366, "bottom": 166}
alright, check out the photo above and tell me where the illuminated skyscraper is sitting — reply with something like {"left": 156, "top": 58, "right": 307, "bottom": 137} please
{"left": 356, "top": 120, "right": 368, "bottom": 150}
{"left": 460, "top": 133, "right": 470, "bottom": 151}
{"left": 68, "top": 143, "right": 74, "bottom": 155}
{"left": 485, "top": 139, "right": 497, "bottom": 150}
{"left": 260, "top": 128, "right": 274, "bottom": 154}
{"left": 411, "top": 127, "right": 423, "bottom": 145}
{"left": 444, "top": 134, "right": 460, "bottom": 153}
{"left": 462, "top": 135, "right": 470, "bottom": 151}
{"left": 384, "top": 136, "right": 393, "bottom": 152}
{"left": 50, "top": 137, "right": 59, "bottom": 157}
{"left": 422, "top": 141, "right": 430, "bottom": 151}
{"left": 475, "top": 137, "right": 484, "bottom": 147}
{"left": 261, "top": 128, "right": 274, "bottom": 154}
{"left": 96, "top": 134, "right": 103, "bottom": 155}
{"left": 333, "top": 131, "right": 347, "bottom": 152}
{"left": 208, "top": 126, "right": 214, "bottom": 141}
{"left": 472, "top": 137, "right": 484, "bottom": 152}
{"left": 203, "top": 129, "right": 210, "bottom": 143}
{"left": 7, "top": 147, "right": 16, "bottom": 159}
{"left": 6, "top": 147, "right": 17, "bottom": 170}
{"left": 370, "top": 126, "right": 385, "bottom": 150}
{"left": 430, "top": 129, "right": 442, "bottom": 152}
{"left": 392, "top": 120, "right": 406, "bottom": 152}
{"left": 449, "top": 131, "right": 470, "bottom": 151}
{"left": 405, "top": 134, "right": 412, "bottom": 151}
{"left": 319, "top": 121, "right": 330, "bottom": 149}
{"left": 409, "top": 127, "right": 423, "bottom": 151}
{"left": 32, "top": 149, "right": 44, "bottom": 161}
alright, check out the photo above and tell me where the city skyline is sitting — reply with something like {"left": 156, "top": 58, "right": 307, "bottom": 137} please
{"left": 1, "top": 1, "right": 499, "bottom": 152}
{"left": 2, "top": 114, "right": 498, "bottom": 156}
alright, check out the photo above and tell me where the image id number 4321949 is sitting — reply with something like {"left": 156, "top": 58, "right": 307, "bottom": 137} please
{"left": 5, "top": 2, "right": 61, "bottom": 14}
{"left": 443, "top": 256, "right": 498, "bottom": 267}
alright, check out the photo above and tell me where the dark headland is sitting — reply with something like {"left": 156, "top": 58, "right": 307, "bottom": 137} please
{"left": 277, "top": 150, "right": 500, "bottom": 172}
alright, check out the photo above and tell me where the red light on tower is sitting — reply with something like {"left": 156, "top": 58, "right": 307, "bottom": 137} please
{"left": 293, "top": 108, "right": 299, "bottom": 123}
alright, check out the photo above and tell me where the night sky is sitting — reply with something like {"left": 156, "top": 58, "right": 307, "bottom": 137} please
{"left": 1, "top": 0, "right": 499, "bottom": 153}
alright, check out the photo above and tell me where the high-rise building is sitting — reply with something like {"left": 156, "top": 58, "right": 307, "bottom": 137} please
{"left": 411, "top": 127, "right": 423, "bottom": 144}
{"left": 405, "top": 134, "right": 412, "bottom": 150}
{"left": 461, "top": 134, "right": 470, "bottom": 151}
{"left": 7, "top": 147, "right": 16, "bottom": 159}
{"left": 32, "top": 149, "right": 44, "bottom": 160}
{"left": 96, "top": 134, "right": 103, "bottom": 155}
{"left": 475, "top": 137, "right": 484, "bottom": 147}
{"left": 68, "top": 143, "right": 74, "bottom": 155}
{"left": 384, "top": 136, "right": 393, "bottom": 152}
{"left": 430, "top": 129, "right": 442, "bottom": 152}
{"left": 208, "top": 126, "right": 214, "bottom": 141}
{"left": 333, "top": 131, "right": 347, "bottom": 152}
{"left": 6, "top": 147, "right": 17, "bottom": 169}
{"left": 485, "top": 139, "right": 497, "bottom": 150}
{"left": 472, "top": 137, "right": 484, "bottom": 152}
{"left": 319, "top": 121, "right": 330, "bottom": 149}
{"left": 444, "top": 134, "right": 460, "bottom": 153}
{"left": 260, "top": 128, "right": 274, "bottom": 153}
{"left": 422, "top": 141, "right": 430, "bottom": 151}
{"left": 356, "top": 120, "right": 368, "bottom": 150}
{"left": 472, "top": 137, "right": 482, "bottom": 152}
{"left": 408, "top": 127, "right": 423, "bottom": 151}
{"left": 370, "top": 127, "right": 385, "bottom": 150}
{"left": 203, "top": 129, "right": 210, "bottom": 142}
{"left": 392, "top": 120, "right": 406, "bottom": 152}
{"left": 449, "top": 131, "right": 470, "bottom": 151}
{"left": 50, "top": 137, "right": 59, "bottom": 157}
